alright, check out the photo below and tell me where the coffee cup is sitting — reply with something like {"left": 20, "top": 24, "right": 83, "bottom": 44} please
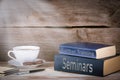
{"left": 8, "top": 46, "right": 40, "bottom": 66}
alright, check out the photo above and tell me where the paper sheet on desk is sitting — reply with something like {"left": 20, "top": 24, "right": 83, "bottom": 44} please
{"left": 0, "top": 66, "right": 15, "bottom": 74}
{"left": 21, "top": 67, "right": 92, "bottom": 78}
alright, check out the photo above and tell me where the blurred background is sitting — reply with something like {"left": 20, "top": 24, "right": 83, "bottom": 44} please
{"left": 0, "top": 0, "right": 120, "bottom": 61}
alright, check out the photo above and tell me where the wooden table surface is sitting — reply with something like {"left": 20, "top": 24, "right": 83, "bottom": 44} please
{"left": 0, "top": 62, "right": 120, "bottom": 80}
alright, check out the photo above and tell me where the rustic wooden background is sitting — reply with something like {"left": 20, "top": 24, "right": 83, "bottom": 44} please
{"left": 0, "top": 0, "right": 120, "bottom": 27}
{"left": 0, "top": 0, "right": 120, "bottom": 61}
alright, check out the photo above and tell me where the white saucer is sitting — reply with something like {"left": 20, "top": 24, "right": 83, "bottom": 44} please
{"left": 8, "top": 59, "right": 46, "bottom": 69}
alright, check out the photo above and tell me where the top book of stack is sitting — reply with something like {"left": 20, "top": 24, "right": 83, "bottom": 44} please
{"left": 59, "top": 42, "right": 116, "bottom": 59}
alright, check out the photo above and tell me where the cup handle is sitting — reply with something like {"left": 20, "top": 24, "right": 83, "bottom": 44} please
{"left": 8, "top": 50, "right": 16, "bottom": 60}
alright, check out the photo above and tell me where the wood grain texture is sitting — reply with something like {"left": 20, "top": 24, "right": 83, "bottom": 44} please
{"left": 0, "top": 62, "right": 120, "bottom": 80}
{"left": 1, "top": 74, "right": 120, "bottom": 80}
{"left": 0, "top": 28, "right": 77, "bottom": 61}
{"left": 77, "top": 28, "right": 120, "bottom": 53}
{"left": 1, "top": 0, "right": 119, "bottom": 27}
{"left": 0, "top": 0, "right": 120, "bottom": 61}
{"left": 0, "top": 28, "right": 120, "bottom": 61}
{"left": 99, "top": 0, "right": 120, "bottom": 27}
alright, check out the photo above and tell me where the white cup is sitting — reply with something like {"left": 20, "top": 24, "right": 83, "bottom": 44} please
{"left": 8, "top": 46, "right": 40, "bottom": 66}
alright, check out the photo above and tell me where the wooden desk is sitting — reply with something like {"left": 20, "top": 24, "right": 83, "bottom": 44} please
{"left": 0, "top": 62, "right": 120, "bottom": 80}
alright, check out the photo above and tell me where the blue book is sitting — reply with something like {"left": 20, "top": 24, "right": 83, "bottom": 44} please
{"left": 54, "top": 54, "right": 120, "bottom": 77}
{"left": 60, "top": 42, "right": 116, "bottom": 59}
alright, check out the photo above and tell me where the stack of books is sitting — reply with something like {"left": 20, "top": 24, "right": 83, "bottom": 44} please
{"left": 54, "top": 42, "right": 120, "bottom": 76}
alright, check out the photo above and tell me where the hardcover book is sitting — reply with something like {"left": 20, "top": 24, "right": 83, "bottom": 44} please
{"left": 60, "top": 42, "right": 116, "bottom": 59}
{"left": 54, "top": 54, "right": 120, "bottom": 76}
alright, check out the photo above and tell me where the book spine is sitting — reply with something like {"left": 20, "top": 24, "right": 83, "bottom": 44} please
{"left": 54, "top": 54, "right": 104, "bottom": 76}
{"left": 59, "top": 46, "right": 96, "bottom": 58}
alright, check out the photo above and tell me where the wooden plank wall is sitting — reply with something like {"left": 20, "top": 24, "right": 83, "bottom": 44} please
{"left": 0, "top": 0, "right": 120, "bottom": 61}
{"left": 0, "top": 28, "right": 78, "bottom": 61}
{"left": 0, "top": 28, "right": 120, "bottom": 61}
{"left": 0, "top": 0, "right": 120, "bottom": 27}
{"left": 76, "top": 28, "right": 120, "bottom": 53}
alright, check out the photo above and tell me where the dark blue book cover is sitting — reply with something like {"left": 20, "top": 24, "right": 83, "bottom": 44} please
{"left": 54, "top": 54, "right": 120, "bottom": 76}
{"left": 59, "top": 42, "right": 116, "bottom": 59}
